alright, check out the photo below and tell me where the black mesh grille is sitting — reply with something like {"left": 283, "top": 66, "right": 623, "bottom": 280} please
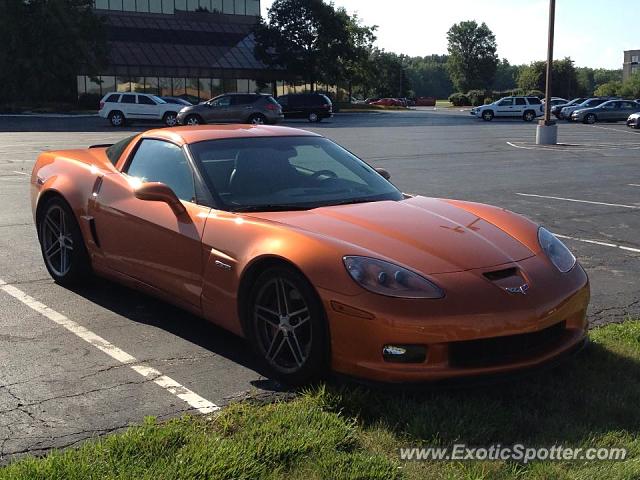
{"left": 449, "top": 322, "right": 567, "bottom": 368}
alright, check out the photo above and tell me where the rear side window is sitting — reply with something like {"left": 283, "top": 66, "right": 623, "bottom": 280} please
{"left": 105, "top": 94, "right": 120, "bottom": 103}
{"left": 121, "top": 94, "right": 136, "bottom": 104}
{"left": 231, "top": 95, "right": 258, "bottom": 105}
{"left": 106, "top": 135, "right": 136, "bottom": 165}
{"left": 527, "top": 97, "right": 542, "bottom": 105}
{"left": 138, "top": 95, "right": 155, "bottom": 105}
{"left": 515, "top": 98, "right": 527, "bottom": 106}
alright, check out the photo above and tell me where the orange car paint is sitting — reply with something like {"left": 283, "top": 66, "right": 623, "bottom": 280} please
{"left": 31, "top": 125, "right": 590, "bottom": 382}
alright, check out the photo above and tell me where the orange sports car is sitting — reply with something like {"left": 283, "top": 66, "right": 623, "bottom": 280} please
{"left": 31, "top": 125, "right": 589, "bottom": 385}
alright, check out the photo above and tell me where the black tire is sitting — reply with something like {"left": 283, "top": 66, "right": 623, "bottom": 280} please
{"left": 308, "top": 112, "right": 320, "bottom": 123}
{"left": 184, "top": 114, "right": 203, "bottom": 126}
{"left": 108, "top": 110, "right": 125, "bottom": 127}
{"left": 246, "top": 265, "right": 329, "bottom": 385}
{"left": 482, "top": 110, "right": 494, "bottom": 121}
{"left": 248, "top": 113, "right": 267, "bottom": 125}
{"left": 584, "top": 113, "right": 597, "bottom": 124}
{"left": 163, "top": 111, "right": 178, "bottom": 127}
{"left": 37, "top": 196, "right": 91, "bottom": 286}
{"left": 523, "top": 110, "right": 536, "bottom": 122}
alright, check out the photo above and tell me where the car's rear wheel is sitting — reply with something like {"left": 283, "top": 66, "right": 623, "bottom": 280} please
{"left": 247, "top": 266, "right": 328, "bottom": 385}
{"left": 108, "top": 111, "right": 125, "bottom": 127}
{"left": 248, "top": 113, "right": 266, "bottom": 125}
{"left": 163, "top": 112, "right": 178, "bottom": 127}
{"left": 37, "top": 196, "right": 91, "bottom": 286}
{"left": 584, "top": 113, "right": 597, "bottom": 124}
{"left": 482, "top": 110, "right": 494, "bottom": 121}
{"left": 185, "top": 114, "right": 203, "bottom": 125}
{"left": 523, "top": 110, "right": 535, "bottom": 122}
{"left": 308, "top": 112, "right": 319, "bottom": 123}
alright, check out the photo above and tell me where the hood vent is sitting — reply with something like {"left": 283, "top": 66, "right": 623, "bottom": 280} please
{"left": 483, "top": 267, "right": 518, "bottom": 281}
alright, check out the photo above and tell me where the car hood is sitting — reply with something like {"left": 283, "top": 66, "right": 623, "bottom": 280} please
{"left": 248, "top": 196, "right": 534, "bottom": 275}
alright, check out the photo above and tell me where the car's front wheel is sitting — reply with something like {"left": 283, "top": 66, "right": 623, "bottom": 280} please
{"left": 185, "top": 114, "right": 203, "bottom": 125}
{"left": 163, "top": 112, "right": 178, "bottom": 127}
{"left": 584, "top": 113, "right": 597, "bottom": 124}
{"left": 247, "top": 266, "right": 328, "bottom": 385}
{"left": 482, "top": 110, "right": 494, "bottom": 121}
{"left": 37, "top": 196, "right": 91, "bottom": 286}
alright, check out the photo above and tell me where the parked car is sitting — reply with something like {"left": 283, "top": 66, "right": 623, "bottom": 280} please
{"left": 371, "top": 98, "right": 404, "bottom": 107}
{"left": 627, "top": 112, "right": 640, "bottom": 129}
{"left": 31, "top": 125, "right": 589, "bottom": 385}
{"left": 552, "top": 98, "right": 587, "bottom": 119}
{"left": 364, "top": 98, "right": 380, "bottom": 104}
{"left": 415, "top": 97, "right": 436, "bottom": 107}
{"left": 560, "top": 97, "right": 613, "bottom": 121}
{"left": 571, "top": 100, "right": 640, "bottom": 124}
{"left": 277, "top": 93, "right": 333, "bottom": 122}
{"left": 471, "top": 96, "right": 543, "bottom": 122}
{"left": 99, "top": 92, "right": 181, "bottom": 127}
{"left": 542, "top": 97, "right": 569, "bottom": 107}
{"left": 177, "top": 93, "right": 283, "bottom": 125}
{"left": 161, "top": 96, "right": 193, "bottom": 106}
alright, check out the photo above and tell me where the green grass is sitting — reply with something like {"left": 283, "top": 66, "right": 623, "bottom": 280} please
{"left": 3, "top": 321, "right": 640, "bottom": 480}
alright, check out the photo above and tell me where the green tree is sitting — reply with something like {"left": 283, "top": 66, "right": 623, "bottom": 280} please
{"left": 0, "top": 0, "right": 107, "bottom": 104}
{"left": 619, "top": 72, "right": 640, "bottom": 99}
{"left": 492, "top": 59, "right": 521, "bottom": 91}
{"left": 356, "top": 50, "right": 411, "bottom": 98}
{"left": 594, "top": 81, "right": 622, "bottom": 97}
{"left": 446, "top": 21, "right": 498, "bottom": 91}
{"left": 406, "top": 55, "right": 454, "bottom": 98}
{"left": 254, "top": 0, "right": 376, "bottom": 91}
{"left": 517, "top": 58, "right": 578, "bottom": 99}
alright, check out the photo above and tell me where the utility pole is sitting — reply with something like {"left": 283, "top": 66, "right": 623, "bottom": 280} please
{"left": 536, "top": 0, "right": 558, "bottom": 144}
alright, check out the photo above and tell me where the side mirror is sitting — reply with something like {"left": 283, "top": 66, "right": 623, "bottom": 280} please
{"left": 375, "top": 167, "right": 391, "bottom": 181}
{"left": 134, "top": 182, "right": 187, "bottom": 216}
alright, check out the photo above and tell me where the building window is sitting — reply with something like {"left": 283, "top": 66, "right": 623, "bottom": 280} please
{"left": 77, "top": 76, "right": 87, "bottom": 96}
{"left": 187, "top": 0, "right": 198, "bottom": 10}
{"left": 131, "top": 77, "right": 145, "bottom": 92}
{"left": 234, "top": 0, "right": 244, "bottom": 14}
{"left": 632, "top": 55, "right": 639, "bottom": 63}
{"left": 246, "top": 0, "right": 259, "bottom": 15}
{"left": 110, "top": 0, "right": 123, "bottom": 9}
{"left": 211, "top": 0, "right": 222, "bottom": 12}
{"left": 149, "top": 0, "right": 162, "bottom": 12}
{"left": 123, "top": 0, "right": 135, "bottom": 10}
{"left": 94, "top": 0, "right": 109, "bottom": 8}
{"left": 222, "top": 0, "right": 234, "bottom": 13}
{"left": 137, "top": 0, "right": 150, "bottom": 12}
{"left": 172, "top": 78, "right": 186, "bottom": 96}
{"left": 186, "top": 78, "right": 199, "bottom": 99}
{"left": 161, "top": 0, "right": 173, "bottom": 12}
{"left": 145, "top": 77, "right": 159, "bottom": 95}
{"left": 117, "top": 76, "right": 132, "bottom": 92}
{"left": 199, "top": 0, "right": 211, "bottom": 10}
{"left": 632, "top": 65, "right": 639, "bottom": 75}
{"left": 198, "top": 78, "right": 212, "bottom": 100}
{"left": 101, "top": 76, "right": 116, "bottom": 94}
{"left": 159, "top": 77, "right": 172, "bottom": 96}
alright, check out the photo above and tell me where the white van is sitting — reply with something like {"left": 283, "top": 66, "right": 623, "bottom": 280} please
{"left": 98, "top": 92, "right": 182, "bottom": 127}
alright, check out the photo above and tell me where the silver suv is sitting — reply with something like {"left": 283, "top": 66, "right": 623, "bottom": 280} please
{"left": 471, "top": 96, "right": 544, "bottom": 122}
{"left": 177, "top": 94, "right": 284, "bottom": 125}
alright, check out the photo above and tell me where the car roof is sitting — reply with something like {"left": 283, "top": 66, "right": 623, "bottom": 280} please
{"left": 140, "top": 125, "right": 321, "bottom": 146}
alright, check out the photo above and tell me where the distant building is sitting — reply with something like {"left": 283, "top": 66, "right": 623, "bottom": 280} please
{"left": 76, "top": 0, "right": 284, "bottom": 101}
{"left": 623, "top": 49, "right": 640, "bottom": 82}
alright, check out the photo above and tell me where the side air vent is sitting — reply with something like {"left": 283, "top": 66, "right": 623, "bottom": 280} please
{"left": 483, "top": 267, "right": 518, "bottom": 281}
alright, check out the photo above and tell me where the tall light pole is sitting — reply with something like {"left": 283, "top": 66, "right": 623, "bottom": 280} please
{"left": 536, "top": 0, "right": 558, "bottom": 144}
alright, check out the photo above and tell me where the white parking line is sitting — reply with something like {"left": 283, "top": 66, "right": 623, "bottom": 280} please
{"left": 0, "top": 278, "right": 219, "bottom": 414}
{"left": 516, "top": 193, "right": 640, "bottom": 210}
{"left": 588, "top": 124, "right": 640, "bottom": 136}
{"left": 11, "top": 171, "right": 29, "bottom": 176}
{"left": 629, "top": 184, "right": 640, "bottom": 187}
{"left": 555, "top": 234, "right": 640, "bottom": 254}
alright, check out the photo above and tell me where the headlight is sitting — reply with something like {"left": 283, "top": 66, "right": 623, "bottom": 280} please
{"left": 538, "top": 227, "right": 576, "bottom": 273}
{"left": 343, "top": 256, "right": 444, "bottom": 299}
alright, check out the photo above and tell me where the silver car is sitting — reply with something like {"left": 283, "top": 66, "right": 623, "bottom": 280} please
{"left": 572, "top": 100, "right": 640, "bottom": 124}
{"left": 627, "top": 112, "right": 640, "bottom": 129}
{"left": 177, "top": 93, "right": 284, "bottom": 125}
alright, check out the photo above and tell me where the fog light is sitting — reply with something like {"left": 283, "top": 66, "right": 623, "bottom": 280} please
{"left": 382, "top": 344, "right": 427, "bottom": 363}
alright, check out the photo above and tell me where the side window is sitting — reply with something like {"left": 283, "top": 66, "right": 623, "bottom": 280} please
{"left": 232, "top": 95, "right": 257, "bottom": 105}
{"left": 121, "top": 94, "right": 136, "bottom": 104}
{"left": 212, "top": 96, "right": 231, "bottom": 107}
{"left": 138, "top": 95, "right": 156, "bottom": 105}
{"left": 105, "top": 94, "right": 120, "bottom": 103}
{"left": 498, "top": 98, "right": 513, "bottom": 106}
{"left": 277, "top": 96, "right": 288, "bottom": 107}
{"left": 527, "top": 97, "right": 541, "bottom": 105}
{"left": 126, "top": 139, "right": 195, "bottom": 202}
{"left": 515, "top": 98, "right": 527, "bottom": 106}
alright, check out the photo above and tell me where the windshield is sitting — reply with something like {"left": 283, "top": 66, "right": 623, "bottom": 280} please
{"left": 189, "top": 136, "right": 403, "bottom": 212}
{"left": 152, "top": 96, "right": 166, "bottom": 104}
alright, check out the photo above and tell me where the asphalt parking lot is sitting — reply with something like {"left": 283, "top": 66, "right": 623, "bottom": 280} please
{"left": 0, "top": 109, "right": 638, "bottom": 461}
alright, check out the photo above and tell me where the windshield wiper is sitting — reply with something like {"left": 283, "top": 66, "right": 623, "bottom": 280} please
{"left": 325, "top": 197, "right": 379, "bottom": 207}
{"left": 230, "top": 204, "right": 313, "bottom": 213}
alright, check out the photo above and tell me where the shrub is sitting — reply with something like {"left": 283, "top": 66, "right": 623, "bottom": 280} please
{"left": 484, "top": 98, "right": 494, "bottom": 104}
{"left": 77, "top": 93, "right": 102, "bottom": 110}
{"left": 448, "top": 92, "right": 470, "bottom": 106}
{"left": 466, "top": 89, "right": 487, "bottom": 106}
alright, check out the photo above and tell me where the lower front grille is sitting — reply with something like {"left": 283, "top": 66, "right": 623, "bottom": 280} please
{"left": 449, "top": 321, "right": 567, "bottom": 368}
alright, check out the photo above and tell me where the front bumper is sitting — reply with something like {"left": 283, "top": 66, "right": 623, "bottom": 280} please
{"left": 322, "top": 256, "right": 590, "bottom": 383}
{"left": 627, "top": 116, "right": 639, "bottom": 128}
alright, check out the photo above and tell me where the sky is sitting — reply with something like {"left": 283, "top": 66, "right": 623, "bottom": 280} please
{"left": 260, "top": 0, "right": 635, "bottom": 69}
